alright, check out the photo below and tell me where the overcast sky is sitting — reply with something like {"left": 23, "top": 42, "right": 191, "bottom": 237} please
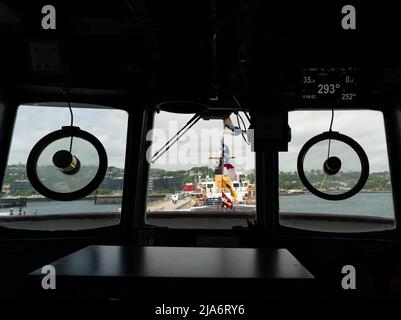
{"left": 148, "top": 111, "right": 255, "bottom": 171}
{"left": 7, "top": 106, "right": 390, "bottom": 173}
{"left": 281, "top": 110, "right": 390, "bottom": 172}
{"left": 7, "top": 105, "right": 128, "bottom": 167}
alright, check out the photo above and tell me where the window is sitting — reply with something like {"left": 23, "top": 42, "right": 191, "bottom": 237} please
{"left": 279, "top": 110, "right": 395, "bottom": 233}
{"left": 145, "top": 110, "right": 256, "bottom": 229}
{"left": 0, "top": 104, "right": 128, "bottom": 231}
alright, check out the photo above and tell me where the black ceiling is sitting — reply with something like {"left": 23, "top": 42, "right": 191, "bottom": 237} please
{"left": 1, "top": 1, "right": 401, "bottom": 107}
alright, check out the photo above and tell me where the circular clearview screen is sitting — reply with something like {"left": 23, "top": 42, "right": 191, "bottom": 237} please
{"left": 303, "top": 139, "right": 361, "bottom": 196}
{"left": 36, "top": 137, "right": 100, "bottom": 193}
{"left": 297, "top": 131, "right": 369, "bottom": 200}
{"left": 27, "top": 126, "right": 108, "bottom": 201}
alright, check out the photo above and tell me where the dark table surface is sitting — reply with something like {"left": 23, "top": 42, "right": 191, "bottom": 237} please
{"left": 30, "top": 245, "right": 314, "bottom": 280}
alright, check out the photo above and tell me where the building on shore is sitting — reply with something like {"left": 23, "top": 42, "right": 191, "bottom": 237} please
{"left": 181, "top": 183, "right": 195, "bottom": 195}
{"left": 10, "top": 180, "right": 32, "bottom": 194}
{"left": 153, "top": 177, "right": 182, "bottom": 193}
{"left": 148, "top": 176, "right": 154, "bottom": 192}
{"left": 99, "top": 177, "right": 124, "bottom": 191}
{"left": 1, "top": 183, "right": 10, "bottom": 195}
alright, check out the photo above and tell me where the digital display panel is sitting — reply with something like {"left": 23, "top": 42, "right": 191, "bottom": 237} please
{"left": 299, "top": 67, "right": 359, "bottom": 106}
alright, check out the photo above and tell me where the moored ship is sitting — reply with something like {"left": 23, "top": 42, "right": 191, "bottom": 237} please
{"left": 190, "top": 146, "right": 256, "bottom": 212}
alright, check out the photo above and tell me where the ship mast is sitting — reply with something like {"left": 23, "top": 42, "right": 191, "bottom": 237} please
{"left": 211, "top": 124, "right": 235, "bottom": 207}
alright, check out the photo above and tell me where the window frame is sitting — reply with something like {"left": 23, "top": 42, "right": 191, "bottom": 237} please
{"left": 3, "top": 101, "right": 398, "bottom": 242}
{"left": 274, "top": 106, "right": 400, "bottom": 240}
{"left": 134, "top": 109, "right": 263, "bottom": 232}
{"left": 0, "top": 100, "right": 136, "bottom": 241}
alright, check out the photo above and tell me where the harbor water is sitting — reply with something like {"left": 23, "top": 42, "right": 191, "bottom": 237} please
{"left": 1, "top": 192, "right": 395, "bottom": 219}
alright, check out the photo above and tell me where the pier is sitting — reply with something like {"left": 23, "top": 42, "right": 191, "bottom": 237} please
{"left": 94, "top": 195, "right": 122, "bottom": 204}
{"left": 0, "top": 197, "right": 27, "bottom": 208}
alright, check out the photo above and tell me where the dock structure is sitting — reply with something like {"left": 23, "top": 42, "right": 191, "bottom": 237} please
{"left": 94, "top": 195, "right": 122, "bottom": 204}
{"left": 0, "top": 197, "right": 27, "bottom": 208}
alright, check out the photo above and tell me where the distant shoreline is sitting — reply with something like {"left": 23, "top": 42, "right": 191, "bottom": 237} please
{"left": 3, "top": 192, "right": 389, "bottom": 205}
{"left": 360, "top": 191, "right": 392, "bottom": 193}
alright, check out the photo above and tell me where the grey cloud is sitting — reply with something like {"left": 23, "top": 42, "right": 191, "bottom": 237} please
{"left": 9, "top": 106, "right": 388, "bottom": 174}
{"left": 7, "top": 105, "right": 128, "bottom": 168}
{"left": 280, "top": 110, "right": 390, "bottom": 172}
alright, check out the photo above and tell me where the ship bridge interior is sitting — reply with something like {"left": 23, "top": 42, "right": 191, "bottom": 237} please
{"left": 1, "top": 0, "right": 401, "bottom": 309}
